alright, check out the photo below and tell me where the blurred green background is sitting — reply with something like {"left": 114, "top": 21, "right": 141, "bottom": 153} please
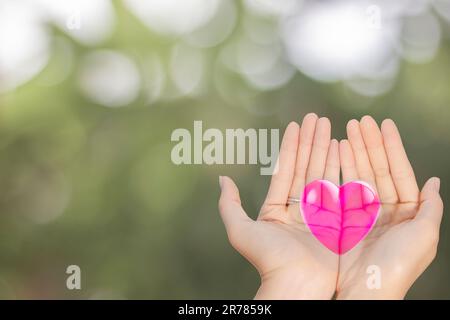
{"left": 0, "top": 0, "right": 449, "bottom": 299}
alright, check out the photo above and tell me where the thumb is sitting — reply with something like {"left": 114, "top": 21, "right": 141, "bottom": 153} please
{"left": 415, "top": 177, "right": 443, "bottom": 226}
{"left": 218, "top": 176, "right": 252, "bottom": 237}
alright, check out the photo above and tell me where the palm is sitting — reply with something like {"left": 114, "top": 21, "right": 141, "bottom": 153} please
{"left": 244, "top": 205, "right": 336, "bottom": 277}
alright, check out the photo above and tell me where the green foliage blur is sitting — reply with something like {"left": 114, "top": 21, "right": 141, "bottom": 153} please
{"left": 0, "top": 1, "right": 449, "bottom": 299}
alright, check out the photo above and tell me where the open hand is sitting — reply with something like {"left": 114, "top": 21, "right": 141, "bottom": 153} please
{"left": 218, "top": 115, "right": 443, "bottom": 299}
{"left": 336, "top": 116, "right": 443, "bottom": 299}
{"left": 218, "top": 114, "right": 339, "bottom": 299}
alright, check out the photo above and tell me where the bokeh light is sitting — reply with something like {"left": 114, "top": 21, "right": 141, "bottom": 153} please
{"left": 281, "top": 1, "right": 401, "bottom": 83}
{"left": 170, "top": 43, "right": 205, "bottom": 96}
{"left": 78, "top": 50, "right": 141, "bottom": 107}
{"left": 0, "top": 0, "right": 50, "bottom": 93}
{"left": 124, "top": 0, "right": 220, "bottom": 36}
{"left": 35, "top": 0, "right": 115, "bottom": 45}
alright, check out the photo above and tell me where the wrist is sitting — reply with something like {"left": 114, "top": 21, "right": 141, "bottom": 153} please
{"left": 255, "top": 269, "right": 334, "bottom": 300}
{"left": 336, "top": 284, "right": 407, "bottom": 300}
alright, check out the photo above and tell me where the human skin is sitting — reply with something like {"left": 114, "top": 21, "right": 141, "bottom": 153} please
{"left": 218, "top": 115, "right": 443, "bottom": 299}
{"left": 335, "top": 116, "right": 443, "bottom": 299}
{"left": 219, "top": 114, "right": 339, "bottom": 299}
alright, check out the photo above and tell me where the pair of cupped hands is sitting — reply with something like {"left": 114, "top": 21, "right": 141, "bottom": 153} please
{"left": 218, "top": 114, "right": 443, "bottom": 299}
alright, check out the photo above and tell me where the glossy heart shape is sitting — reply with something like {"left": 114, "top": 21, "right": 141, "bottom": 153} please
{"left": 301, "top": 180, "right": 380, "bottom": 255}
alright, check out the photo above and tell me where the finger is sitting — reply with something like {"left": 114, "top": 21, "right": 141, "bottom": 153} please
{"left": 305, "top": 117, "right": 331, "bottom": 183}
{"left": 360, "top": 116, "right": 398, "bottom": 203}
{"left": 264, "top": 121, "right": 300, "bottom": 207}
{"left": 346, "top": 119, "right": 377, "bottom": 191}
{"left": 289, "top": 113, "right": 318, "bottom": 198}
{"left": 381, "top": 119, "right": 420, "bottom": 203}
{"left": 414, "top": 177, "right": 443, "bottom": 227}
{"left": 218, "top": 176, "right": 252, "bottom": 237}
{"left": 324, "top": 139, "right": 340, "bottom": 185}
{"left": 339, "top": 139, "right": 358, "bottom": 183}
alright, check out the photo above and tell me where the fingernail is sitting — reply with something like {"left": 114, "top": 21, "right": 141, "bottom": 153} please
{"left": 434, "top": 177, "right": 441, "bottom": 192}
{"left": 219, "top": 176, "right": 223, "bottom": 189}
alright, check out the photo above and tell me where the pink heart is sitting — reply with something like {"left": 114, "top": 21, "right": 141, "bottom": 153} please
{"left": 301, "top": 180, "right": 380, "bottom": 255}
